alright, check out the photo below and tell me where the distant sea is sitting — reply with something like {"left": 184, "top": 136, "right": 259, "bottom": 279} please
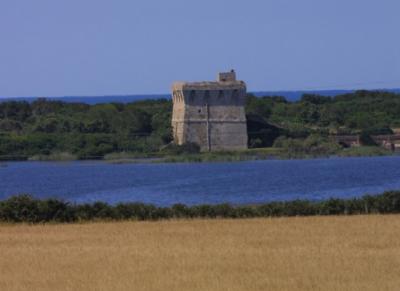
{"left": 1, "top": 89, "right": 400, "bottom": 104}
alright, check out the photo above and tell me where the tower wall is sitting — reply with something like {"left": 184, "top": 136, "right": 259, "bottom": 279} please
{"left": 171, "top": 72, "right": 248, "bottom": 151}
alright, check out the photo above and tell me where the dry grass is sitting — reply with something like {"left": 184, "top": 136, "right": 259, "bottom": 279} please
{"left": 1, "top": 215, "right": 400, "bottom": 291}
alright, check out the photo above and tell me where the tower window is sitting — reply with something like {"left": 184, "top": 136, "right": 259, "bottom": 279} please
{"left": 190, "top": 90, "right": 196, "bottom": 102}
{"left": 232, "top": 89, "right": 239, "bottom": 101}
{"left": 218, "top": 90, "right": 224, "bottom": 98}
{"left": 204, "top": 90, "right": 210, "bottom": 103}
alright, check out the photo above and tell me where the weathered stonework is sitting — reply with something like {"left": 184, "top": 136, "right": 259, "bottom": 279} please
{"left": 171, "top": 71, "right": 248, "bottom": 151}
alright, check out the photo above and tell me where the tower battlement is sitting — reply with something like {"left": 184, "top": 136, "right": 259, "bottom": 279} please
{"left": 218, "top": 70, "right": 236, "bottom": 82}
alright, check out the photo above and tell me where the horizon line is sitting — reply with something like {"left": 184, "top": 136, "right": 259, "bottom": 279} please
{"left": 1, "top": 87, "right": 400, "bottom": 100}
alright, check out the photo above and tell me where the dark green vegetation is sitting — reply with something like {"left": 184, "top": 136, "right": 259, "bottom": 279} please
{"left": 0, "top": 90, "right": 399, "bottom": 160}
{"left": 0, "top": 99, "right": 172, "bottom": 160}
{"left": 1, "top": 191, "right": 400, "bottom": 223}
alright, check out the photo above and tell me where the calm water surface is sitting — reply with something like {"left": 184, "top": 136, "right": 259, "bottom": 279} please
{"left": 1, "top": 156, "right": 400, "bottom": 206}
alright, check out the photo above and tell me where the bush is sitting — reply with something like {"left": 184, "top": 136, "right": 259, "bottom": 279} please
{"left": 0, "top": 195, "right": 41, "bottom": 222}
{"left": 359, "top": 131, "right": 377, "bottom": 146}
{"left": 0, "top": 195, "right": 74, "bottom": 223}
{"left": 1, "top": 191, "right": 400, "bottom": 223}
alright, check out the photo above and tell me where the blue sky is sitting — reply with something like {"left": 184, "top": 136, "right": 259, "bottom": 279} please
{"left": 0, "top": 0, "right": 399, "bottom": 97}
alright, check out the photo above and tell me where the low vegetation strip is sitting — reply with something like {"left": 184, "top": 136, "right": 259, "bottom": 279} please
{"left": 1, "top": 191, "right": 400, "bottom": 223}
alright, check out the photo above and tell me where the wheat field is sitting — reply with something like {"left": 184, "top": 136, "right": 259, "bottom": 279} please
{"left": 1, "top": 215, "right": 400, "bottom": 291}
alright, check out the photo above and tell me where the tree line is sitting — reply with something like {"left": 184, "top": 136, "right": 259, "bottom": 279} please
{"left": 0, "top": 90, "right": 399, "bottom": 159}
{"left": 1, "top": 191, "right": 399, "bottom": 223}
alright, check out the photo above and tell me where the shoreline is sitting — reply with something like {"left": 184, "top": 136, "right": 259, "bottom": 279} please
{"left": 0, "top": 146, "right": 396, "bottom": 164}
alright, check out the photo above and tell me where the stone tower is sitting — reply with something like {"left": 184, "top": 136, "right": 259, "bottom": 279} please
{"left": 171, "top": 70, "right": 248, "bottom": 151}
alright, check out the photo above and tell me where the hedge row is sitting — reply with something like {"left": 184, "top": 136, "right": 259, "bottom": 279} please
{"left": 1, "top": 191, "right": 400, "bottom": 223}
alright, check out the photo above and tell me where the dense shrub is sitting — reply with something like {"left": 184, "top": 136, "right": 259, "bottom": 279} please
{"left": 0, "top": 195, "right": 74, "bottom": 223}
{"left": 0, "top": 99, "right": 173, "bottom": 160}
{"left": 1, "top": 191, "right": 400, "bottom": 223}
{"left": 246, "top": 114, "right": 283, "bottom": 148}
{"left": 359, "top": 131, "right": 377, "bottom": 146}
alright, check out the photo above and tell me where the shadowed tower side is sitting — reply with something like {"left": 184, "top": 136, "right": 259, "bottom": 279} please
{"left": 171, "top": 71, "right": 248, "bottom": 151}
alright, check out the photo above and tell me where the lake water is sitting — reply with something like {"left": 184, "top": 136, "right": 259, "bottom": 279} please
{"left": 1, "top": 156, "right": 400, "bottom": 206}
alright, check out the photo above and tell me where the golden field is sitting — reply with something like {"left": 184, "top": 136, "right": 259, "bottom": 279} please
{"left": 1, "top": 215, "right": 400, "bottom": 291}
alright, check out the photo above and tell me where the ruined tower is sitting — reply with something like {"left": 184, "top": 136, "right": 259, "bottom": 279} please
{"left": 171, "top": 70, "right": 248, "bottom": 151}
